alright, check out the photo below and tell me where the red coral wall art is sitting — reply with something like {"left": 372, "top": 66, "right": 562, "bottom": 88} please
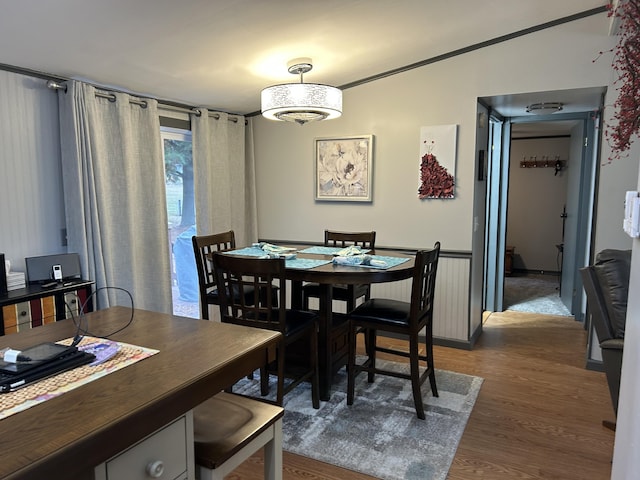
{"left": 418, "top": 125, "right": 457, "bottom": 199}
{"left": 605, "top": 0, "right": 640, "bottom": 161}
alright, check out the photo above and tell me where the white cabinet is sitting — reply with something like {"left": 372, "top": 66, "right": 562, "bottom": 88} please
{"left": 95, "top": 410, "right": 194, "bottom": 480}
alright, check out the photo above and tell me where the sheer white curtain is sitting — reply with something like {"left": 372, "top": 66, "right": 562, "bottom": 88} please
{"left": 191, "top": 109, "right": 257, "bottom": 246}
{"left": 58, "top": 81, "right": 172, "bottom": 313}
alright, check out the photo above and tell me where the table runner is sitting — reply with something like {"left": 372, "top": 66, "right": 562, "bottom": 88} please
{"left": 0, "top": 336, "right": 158, "bottom": 420}
{"left": 299, "top": 246, "right": 371, "bottom": 255}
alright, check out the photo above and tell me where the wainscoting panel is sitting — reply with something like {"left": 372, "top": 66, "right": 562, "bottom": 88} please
{"left": 295, "top": 253, "right": 473, "bottom": 346}
{"left": 370, "top": 256, "right": 471, "bottom": 342}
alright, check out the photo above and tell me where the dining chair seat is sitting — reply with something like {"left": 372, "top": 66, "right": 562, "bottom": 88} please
{"left": 347, "top": 242, "right": 441, "bottom": 420}
{"left": 348, "top": 298, "right": 412, "bottom": 326}
{"left": 194, "top": 392, "right": 284, "bottom": 480}
{"left": 204, "top": 283, "right": 256, "bottom": 306}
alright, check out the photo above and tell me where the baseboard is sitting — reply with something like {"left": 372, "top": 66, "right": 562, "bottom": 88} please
{"left": 512, "top": 268, "right": 560, "bottom": 276}
{"left": 377, "top": 331, "right": 476, "bottom": 351}
{"left": 586, "top": 358, "right": 604, "bottom": 372}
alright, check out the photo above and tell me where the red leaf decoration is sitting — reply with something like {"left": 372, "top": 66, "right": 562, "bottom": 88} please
{"left": 418, "top": 153, "right": 455, "bottom": 199}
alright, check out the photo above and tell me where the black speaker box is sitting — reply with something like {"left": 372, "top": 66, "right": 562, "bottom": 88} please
{"left": 25, "top": 253, "right": 81, "bottom": 283}
{"left": 0, "top": 253, "right": 7, "bottom": 295}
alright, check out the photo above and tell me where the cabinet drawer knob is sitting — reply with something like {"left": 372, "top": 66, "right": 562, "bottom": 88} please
{"left": 20, "top": 310, "right": 28, "bottom": 317}
{"left": 146, "top": 460, "right": 164, "bottom": 478}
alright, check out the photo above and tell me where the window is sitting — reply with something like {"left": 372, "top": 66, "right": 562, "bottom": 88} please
{"left": 161, "top": 126, "right": 198, "bottom": 318}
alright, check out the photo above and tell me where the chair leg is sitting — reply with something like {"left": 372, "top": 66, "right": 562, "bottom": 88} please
{"left": 264, "top": 418, "right": 284, "bottom": 480}
{"left": 201, "top": 300, "right": 210, "bottom": 320}
{"left": 260, "top": 366, "right": 270, "bottom": 396}
{"left": 367, "top": 328, "right": 376, "bottom": 383}
{"left": 409, "top": 336, "right": 426, "bottom": 420}
{"left": 426, "top": 324, "right": 438, "bottom": 397}
{"left": 347, "top": 322, "right": 358, "bottom": 405}
{"left": 310, "top": 325, "right": 320, "bottom": 409}
{"left": 276, "top": 344, "right": 285, "bottom": 406}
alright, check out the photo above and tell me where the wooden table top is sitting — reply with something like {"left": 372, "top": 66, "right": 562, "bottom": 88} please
{"left": 283, "top": 247, "right": 416, "bottom": 285}
{"left": 0, "top": 306, "right": 281, "bottom": 480}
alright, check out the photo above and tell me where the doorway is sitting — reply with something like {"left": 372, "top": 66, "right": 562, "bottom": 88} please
{"left": 480, "top": 87, "right": 604, "bottom": 320}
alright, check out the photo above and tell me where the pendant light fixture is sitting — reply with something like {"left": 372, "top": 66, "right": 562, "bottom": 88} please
{"left": 525, "top": 102, "right": 564, "bottom": 115}
{"left": 261, "top": 58, "right": 342, "bottom": 125}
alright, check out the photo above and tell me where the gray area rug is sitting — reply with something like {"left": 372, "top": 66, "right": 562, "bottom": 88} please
{"left": 233, "top": 360, "right": 483, "bottom": 480}
{"left": 504, "top": 273, "right": 571, "bottom": 316}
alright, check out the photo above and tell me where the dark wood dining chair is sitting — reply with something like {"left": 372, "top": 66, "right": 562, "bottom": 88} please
{"left": 346, "top": 242, "right": 441, "bottom": 419}
{"left": 192, "top": 230, "right": 238, "bottom": 319}
{"left": 302, "top": 230, "right": 377, "bottom": 312}
{"left": 212, "top": 253, "right": 320, "bottom": 409}
{"left": 194, "top": 392, "right": 284, "bottom": 480}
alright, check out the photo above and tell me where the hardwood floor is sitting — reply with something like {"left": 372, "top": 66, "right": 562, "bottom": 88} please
{"left": 230, "top": 311, "right": 615, "bottom": 479}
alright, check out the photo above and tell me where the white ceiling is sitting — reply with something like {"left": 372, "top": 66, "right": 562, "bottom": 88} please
{"left": 0, "top": 0, "right": 609, "bottom": 118}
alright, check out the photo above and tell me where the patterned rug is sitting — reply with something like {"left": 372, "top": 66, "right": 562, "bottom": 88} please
{"left": 233, "top": 359, "right": 483, "bottom": 480}
{"left": 504, "top": 273, "right": 571, "bottom": 316}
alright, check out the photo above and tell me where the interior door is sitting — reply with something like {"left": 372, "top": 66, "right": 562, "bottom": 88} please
{"left": 560, "top": 115, "right": 597, "bottom": 317}
{"left": 484, "top": 116, "right": 509, "bottom": 312}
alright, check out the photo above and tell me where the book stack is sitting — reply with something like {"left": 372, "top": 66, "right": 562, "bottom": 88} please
{"left": 6, "top": 271, "right": 26, "bottom": 291}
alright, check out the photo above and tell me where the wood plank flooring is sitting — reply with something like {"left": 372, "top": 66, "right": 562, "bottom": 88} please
{"left": 230, "top": 311, "right": 615, "bottom": 479}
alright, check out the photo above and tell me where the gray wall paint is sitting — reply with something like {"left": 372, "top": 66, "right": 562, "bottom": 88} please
{"left": 507, "top": 137, "right": 570, "bottom": 272}
{"left": 0, "top": 70, "right": 66, "bottom": 276}
{"left": 252, "top": 14, "right": 635, "bottom": 335}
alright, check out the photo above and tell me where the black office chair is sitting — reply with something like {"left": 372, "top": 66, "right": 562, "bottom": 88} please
{"left": 212, "top": 253, "right": 320, "bottom": 409}
{"left": 302, "top": 230, "right": 377, "bottom": 312}
{"left": 347, "top": 242, "right": 440, "bottom": 419}
{"left": 192, "top": 230, "right": 264, "bottom": 319}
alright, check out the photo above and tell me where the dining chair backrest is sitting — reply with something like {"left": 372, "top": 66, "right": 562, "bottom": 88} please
{"left": 409, "top": 242, "right": 441, "bottom": 332}
{"left": 192, "top": 230, "right": 236, "bottom": 319}
{"left": 212, "top": 253, "right": 286, "bottom": 332}
{"left": 325, "top": 230, "right": 376, "bottom": 249}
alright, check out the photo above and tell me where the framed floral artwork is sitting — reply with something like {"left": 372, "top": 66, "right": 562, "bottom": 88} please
{"left": 418, "top": 124, "right": 457, "bottom": 199}
{"left": 315, "top": 135, "right": 373, "bottom": 202}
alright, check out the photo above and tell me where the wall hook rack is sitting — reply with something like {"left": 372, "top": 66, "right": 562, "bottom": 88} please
{"left": 520, "top": 155, "right": 565, "bottom": 171}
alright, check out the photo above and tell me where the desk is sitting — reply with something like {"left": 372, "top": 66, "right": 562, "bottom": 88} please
{"left": 0, "top": 306, "right": 280, "bottom": 480}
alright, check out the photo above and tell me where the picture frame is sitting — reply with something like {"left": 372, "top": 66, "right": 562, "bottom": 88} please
{"left": 315, "top": 135, "right": 373, "bottom": 202}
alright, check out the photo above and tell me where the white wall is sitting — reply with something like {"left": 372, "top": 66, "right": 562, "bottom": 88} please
{"left": 253, "top": 14, "right": 617, "bottom": 252}
{"left": 0, "top": 70, "right": 66, "bottom": 275}
{"left": 611, "top": 148, "right": 640, "bottom": 478}
{"left": 508, "top": 137, "right": 570, "bottom": 272}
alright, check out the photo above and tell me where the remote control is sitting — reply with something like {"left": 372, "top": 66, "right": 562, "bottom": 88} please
{"left": 41, "top": 282, "right": 57, "bottom": 288}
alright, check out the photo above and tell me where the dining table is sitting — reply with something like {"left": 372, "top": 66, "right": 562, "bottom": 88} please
{"left": 224, "top": 244, "right": 416, "bottom": 400}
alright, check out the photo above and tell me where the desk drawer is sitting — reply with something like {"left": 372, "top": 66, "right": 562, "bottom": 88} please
{"left": 95, "top": 411, "right": 194, "bottom": 480}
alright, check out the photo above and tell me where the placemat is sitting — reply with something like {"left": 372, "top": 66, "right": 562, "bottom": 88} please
{"left": 225, "top": 246, "right": 270, "bottom": 257}
{"left": 333, "top": 255, "right": 411, "bottom": 269}
{"left": 0, "top": 336, "right": 158, "bottom": 420}
{"left": 225, "top": 248, "right": 331, "bottom": 269}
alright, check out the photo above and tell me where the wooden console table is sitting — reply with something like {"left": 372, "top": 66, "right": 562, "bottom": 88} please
{"left": 0, "top": 280, "right": 94, "bottom": 335}
{"left": 0, "top": 306, "right": 280, "bottom": 480}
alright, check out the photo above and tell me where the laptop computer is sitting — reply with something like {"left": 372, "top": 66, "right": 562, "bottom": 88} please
{"left": 0, "top": 342, "right": 95, "bottom": 393}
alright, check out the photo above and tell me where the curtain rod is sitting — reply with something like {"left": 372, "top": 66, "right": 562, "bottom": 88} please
{"left": 45, "top": 80, "right": 242, "bottom": 123}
